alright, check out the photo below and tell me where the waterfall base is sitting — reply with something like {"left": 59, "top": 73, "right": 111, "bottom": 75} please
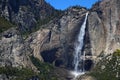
{"left": 70, "top": 71, "right": 85, "bottom": 79}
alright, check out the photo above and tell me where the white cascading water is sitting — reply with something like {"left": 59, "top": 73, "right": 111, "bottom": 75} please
{"left": 72, "top": 12, "right": 89, "bottom": 77}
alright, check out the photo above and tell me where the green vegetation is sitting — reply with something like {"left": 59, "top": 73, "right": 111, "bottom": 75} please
{"left": 113, "top": 49, "right": 120, "bottom": 56}
{"left": 72, "top": 5, "right": 86, "bottom": 10}
{"left": 89, "top": 49, "right": 120, "bottom": 80}
{"left": 0, "top": 17, "right": 15, "bottom": 33}
{"left": 30, "top": 55, "right": 58, "bottom": 80}
{"left": 0, "top": 66, "right": 37, "bottom": 80}
{"left": 0, "top": 56, "right": 58, "bottom": 80}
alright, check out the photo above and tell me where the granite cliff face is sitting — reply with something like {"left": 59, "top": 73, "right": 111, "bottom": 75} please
{"left": 88, "top": 0, "right": 120, "bottom": 57}
{"left": 26, "top": 7, "right": 87, "bottom": 68}
{"left": 0, "top": 5, "right": 88, "bottom": 68}
{"left": 0, "top": 0, "right": 120, "bottom": 80}
{"left": 0, "top": 28, "right": 36, "bottom": 69}
{"left": 0, "top": 6, "right": 88, "bottom": 79}
{"left": 0, "top": 0, "right": 55, "bottom": 32}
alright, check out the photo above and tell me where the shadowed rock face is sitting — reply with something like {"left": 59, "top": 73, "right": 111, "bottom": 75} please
{"left": 41, "top": 48, "right": 58, "bottom": 63}
{"left": 0, "top": 0, "right": 55, "bottom": 32}
{"left": 84, "top": 60, "right": 93, "bottom": 71}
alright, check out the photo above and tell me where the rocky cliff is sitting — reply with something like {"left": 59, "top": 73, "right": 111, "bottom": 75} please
{"left": 0, "top": 2, "right": 88, "bottom": 79}
{"left": 0, "top": 0, "right": 120, "bottom": 80}
{"left": 88, "top": 0, "right": 120, "bottom": 56}
{"left": 0, "top": 0, "right": 56, "bottom": 32}
{"left": 0, "top": 27, "right": 36, "bottom": 68}
{"left": 26, "top": 7, "right": 87, "bottom": 69}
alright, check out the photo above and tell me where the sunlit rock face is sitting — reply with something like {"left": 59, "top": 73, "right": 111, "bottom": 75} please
{"left": 88, "top": 0, "right": 120, "bottom": 57}
{"left": 87, "top": 12, "right": 106, "bottom": 57}
{"left": 0, "top": 28, "right": 34, "bottom": 68}
{"left": 99, "top": 0, "right": 120, "bottom": 54}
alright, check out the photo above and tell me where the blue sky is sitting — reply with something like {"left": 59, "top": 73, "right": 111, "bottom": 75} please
{"left": 45, "top": 0, "right": 98, "bottom": 10}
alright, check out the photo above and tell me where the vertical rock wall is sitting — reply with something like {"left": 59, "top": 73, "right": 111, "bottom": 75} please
{"left": 88, "top": 0, "right": 120, "bottom": 56}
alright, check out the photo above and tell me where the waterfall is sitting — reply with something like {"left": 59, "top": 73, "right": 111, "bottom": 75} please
{"left": 73, "top": 12, "right": 89, "bottom": 74}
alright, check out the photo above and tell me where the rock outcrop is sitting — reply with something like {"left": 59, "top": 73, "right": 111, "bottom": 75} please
{"left": 87, "top": 0, "right": 120, "bottom": 57}
{"left": 0, "top": 28, "right": 35, "bottom": 69}
{"left": 83, "top": 49, "right": 120, "bottom": 80}
{"left": 0, "top": 0, "right": 55, "bottom": 32}
{"left": 26, "top": 7, "right": 87, "bottom": 68}
{"left": 87, "top": 12, "right": 106, "bottom": 56}
{"left": 0, "top": 5, "right": 88, "bottom": 69}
